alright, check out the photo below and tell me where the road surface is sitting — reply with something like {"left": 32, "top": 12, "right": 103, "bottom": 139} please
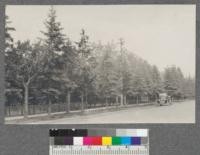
{"left": 8, "top": 100, "right": 195, "bottom": 124}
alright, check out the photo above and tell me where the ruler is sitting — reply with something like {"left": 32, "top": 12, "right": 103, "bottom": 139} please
{"left": 50, "top": 145, "right": 148, "bottom": 155}
{"left": 49, "top": 129, "right": 149, "bottom": 155}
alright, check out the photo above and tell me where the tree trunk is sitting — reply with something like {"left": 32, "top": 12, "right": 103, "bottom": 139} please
{"left": 105, "top": 97, "right": 108, "bottom": 107}
{"left": 136, "top": 95, "right": 139, "bottom": 104}
{"left": 124, "top": 95, "right": 127, "bottom": 105}
{"left": 115, "top": 96, "right": 118, "bottom": 105}
{"left": 81, "top": 92, "right": 84, "bottom": 113}
{"left": 24, "top": 84, "right": 29, "bottom": 118}
{"left": 66, "top": 91, "right": 71, "bottom": 113}
{"left": 120, "top": 94, "right": 123, "bottom": 106}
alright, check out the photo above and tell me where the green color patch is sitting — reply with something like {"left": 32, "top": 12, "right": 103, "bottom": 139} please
{"left": 112, "top": 137, "right": 121, "bottom": 145}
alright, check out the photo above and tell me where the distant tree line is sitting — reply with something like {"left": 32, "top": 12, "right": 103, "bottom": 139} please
{"left": 5, "top": 7, "right": 195, "bottom": 117}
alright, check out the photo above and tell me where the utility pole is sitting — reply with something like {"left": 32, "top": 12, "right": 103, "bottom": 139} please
{"left": 119, "top": 38, "right": 125, "bottom": 106}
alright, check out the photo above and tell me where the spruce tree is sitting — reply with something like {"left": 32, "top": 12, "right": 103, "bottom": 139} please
{"left": 96, "top": 43, "right": 118, "bottom": 106}
{"left": 75, "top": 29, "right": 96, "bottom": 112}
{"left": 40, "top": 6, "right": 66, "bottom": 115}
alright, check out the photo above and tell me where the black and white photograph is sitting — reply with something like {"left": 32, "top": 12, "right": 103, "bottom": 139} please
{"left": 5, "top": 5, "right": 195, "bottom": 124}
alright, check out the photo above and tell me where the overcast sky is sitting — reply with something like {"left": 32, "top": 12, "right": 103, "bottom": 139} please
{"left": 6, "top": 5, "right": 195, "bottom": 77}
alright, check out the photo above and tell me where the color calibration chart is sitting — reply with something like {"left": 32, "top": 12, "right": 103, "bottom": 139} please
{"left": 49, "top": 129, "right": 149, "bottom": 155}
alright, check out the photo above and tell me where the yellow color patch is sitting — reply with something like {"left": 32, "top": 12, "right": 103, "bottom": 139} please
{"left": 102, "top": 137, "right": 112, "bottom": 145}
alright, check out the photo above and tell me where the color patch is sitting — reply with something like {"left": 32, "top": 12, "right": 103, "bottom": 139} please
{"left": 141, "top": 137, "right": 148, "bottom": 145}
{"left": 116, "top": 129, "right": 127, "bottom": 136}
{"left": 102, "top": 137, "right": 112, "bottom": 145}
{"left": 54, "top": 137, "right": 65, "bottom": 145}
{"left": 88, "top": 129, "right": 116, "bottom": 137}
{"left": 73, "top": 137, "right": 83, "bottom": 145}
{"left": 83, "top": 137, "right": 93, "bottom": 145}
{"left": 137, "top": 129, "right": 148, "bottom": 137}
{"left": 92, "top": 137, "right": 102, "bottom": 145}
{"left": 64, "top": 137, "right": 73, "bottom": 145}
{"left": 131, "top": 137, "right": 141, "bottom": 145}
{"left": 112, "top": 137, "right": 121, "bottom": 145}
{"left": 121, "top": 137, "right": 131, "bottom": 145}
{"left": 49, "top": 129, "right": 88, "bottom": 137}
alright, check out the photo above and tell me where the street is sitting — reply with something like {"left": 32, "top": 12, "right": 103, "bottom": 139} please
{"left": 7, "top": 100, "right": 195, "bottom": 124}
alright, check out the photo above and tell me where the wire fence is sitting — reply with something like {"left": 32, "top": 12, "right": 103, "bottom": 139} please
{"left": 5, "top": 98, "right": 187, "bottom": 117}
{"left": 5, "top": 98, "right": 150, "bottom": 117}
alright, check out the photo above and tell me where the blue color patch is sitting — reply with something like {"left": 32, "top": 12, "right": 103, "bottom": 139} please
{"left": 121, "top": 137, "right": 131, "bottom": 145}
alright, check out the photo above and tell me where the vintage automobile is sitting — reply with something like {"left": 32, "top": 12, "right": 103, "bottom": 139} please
{"left": 157, "top": 93, "right": 172, "bottom": 106}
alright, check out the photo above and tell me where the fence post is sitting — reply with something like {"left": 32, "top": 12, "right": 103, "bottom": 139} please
{"left": 81, "top": 92, "right": 84, "bottom": 113}
{"left": 8, "top": 106, "right": 11, "bottom": 116}
{"left": 66, "top": 92, "right": 70, "bottom": 113}
{"left": 48, "top": 100, "right": 52, "bottom": 116}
